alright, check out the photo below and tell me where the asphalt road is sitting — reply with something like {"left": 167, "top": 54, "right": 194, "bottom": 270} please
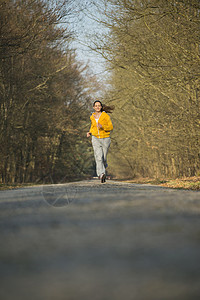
{"left": 0, "top": 180, "right": 200, "bottom": 300}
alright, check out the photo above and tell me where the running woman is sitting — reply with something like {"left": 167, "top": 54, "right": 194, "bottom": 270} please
{"left": 87, "top": 100, "right": 114, "bottom": 183}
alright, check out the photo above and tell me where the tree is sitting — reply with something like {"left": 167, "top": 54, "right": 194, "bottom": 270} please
{"left": 92, "top": 0, "right": 200, "bottom": 179}
{"left": 0, "top": 0, "right": 97, "bottom": 183}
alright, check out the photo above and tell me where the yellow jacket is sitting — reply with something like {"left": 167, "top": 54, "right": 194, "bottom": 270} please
{"left": 90, "top": 111, "right": 113, "bottom": 138}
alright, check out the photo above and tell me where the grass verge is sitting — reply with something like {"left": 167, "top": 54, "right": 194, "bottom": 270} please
{"left": 123, "top": 176, "right": 200, "bottom": 190}
{"left": 0, "top": 183, "right": 37, "bottom": 191}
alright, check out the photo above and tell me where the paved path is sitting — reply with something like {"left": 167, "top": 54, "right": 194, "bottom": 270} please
{"left": 0, "top": 180, "right": 200, "bottom": 300}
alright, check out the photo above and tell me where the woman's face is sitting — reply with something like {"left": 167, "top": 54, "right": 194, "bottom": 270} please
{"left": 93, "top": 102, "right": 102, "bottom": 113}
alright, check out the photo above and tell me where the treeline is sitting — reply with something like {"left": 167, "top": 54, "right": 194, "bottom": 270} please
{"left": 0, "top": 0, "right": 95, "bottom": 184}
{"left": 97, "top": 0, "right": 200, "bottom": 179}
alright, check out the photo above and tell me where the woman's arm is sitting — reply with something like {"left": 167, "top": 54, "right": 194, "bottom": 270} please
{"left": 87, "top": 132, "right": 91, "bottom": 137}
{"left": 99, "top": 115, "right": 113, "bottom": 131}
{"left": 87, "top": 121, "right": 93, "bottom": 137}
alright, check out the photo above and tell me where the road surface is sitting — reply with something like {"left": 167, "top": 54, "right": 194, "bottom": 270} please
{"left": 0, "top": 180, "right": 200, "bottom": 300}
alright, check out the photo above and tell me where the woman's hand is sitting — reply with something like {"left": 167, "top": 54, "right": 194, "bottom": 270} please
{"left": 87, "top": 132, "right": 91, "bottom": 138}
{"left": 97, "top": 122, "right": 103, "bottom": 129}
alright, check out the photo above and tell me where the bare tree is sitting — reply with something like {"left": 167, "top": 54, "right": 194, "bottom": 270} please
{"left": 91, "top": 0, "right": 200, "bottom": 179}
{"left": 0, "top": 0, "right": 97, "bottom": 184}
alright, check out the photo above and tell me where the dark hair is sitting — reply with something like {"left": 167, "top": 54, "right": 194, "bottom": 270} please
{"left": 93, "top": 100, "right": 115, "bottom": 113}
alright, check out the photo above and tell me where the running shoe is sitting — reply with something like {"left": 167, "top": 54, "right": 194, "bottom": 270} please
{"left": 100, "top": 173, "right": 106, "bottom": 183}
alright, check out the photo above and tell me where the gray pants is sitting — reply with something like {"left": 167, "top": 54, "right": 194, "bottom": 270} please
{"left": 92, "top": 136, "right": 111, "bottom": 177}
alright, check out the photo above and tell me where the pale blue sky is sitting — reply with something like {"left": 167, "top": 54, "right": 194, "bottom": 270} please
{"left": 66, "top": 1, "right": 110, "bottom": 84}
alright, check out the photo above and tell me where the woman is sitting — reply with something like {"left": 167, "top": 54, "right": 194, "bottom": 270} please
{"left": 87, "top": 100, "right": 114, "bottom": 183}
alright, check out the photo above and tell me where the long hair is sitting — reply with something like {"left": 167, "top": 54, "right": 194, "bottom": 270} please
{"left": 93, "top": 100, "right": 115, "bottom": 113}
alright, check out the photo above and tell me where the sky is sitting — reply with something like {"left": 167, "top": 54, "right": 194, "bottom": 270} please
{"left": 65, "top": 1, "right": 110, "bottom": 85}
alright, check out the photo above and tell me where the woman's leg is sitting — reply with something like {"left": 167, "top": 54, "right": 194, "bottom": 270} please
{"left": 92, "top": 136, "right": 105, "bottom": 177}
{"left": 101, "top": 137, "right": 111, "bottom": 171}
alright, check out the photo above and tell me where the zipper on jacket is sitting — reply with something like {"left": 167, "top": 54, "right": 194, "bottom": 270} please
{"left": 97, "top": 122, "right": 100, "bottom": 138}
{"left": 95, "top": 113, "right": 101, "bottom": 138}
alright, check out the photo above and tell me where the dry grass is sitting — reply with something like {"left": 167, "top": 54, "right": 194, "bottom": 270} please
{"left": 0, "top": 183, "right": 35, "bottom": 191}
{"left": 124, "top": 176, "right": 200, "bottom": 190}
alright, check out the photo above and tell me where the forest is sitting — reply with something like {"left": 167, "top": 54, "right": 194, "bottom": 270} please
{"left": 0, "top": 0, "right": 97, "bottom": 184}
{"left": 96, "top": 0, "right": 200, "bottom": 179}
{"left": 0, "top": 0, "right": 199, "bottom": 184}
